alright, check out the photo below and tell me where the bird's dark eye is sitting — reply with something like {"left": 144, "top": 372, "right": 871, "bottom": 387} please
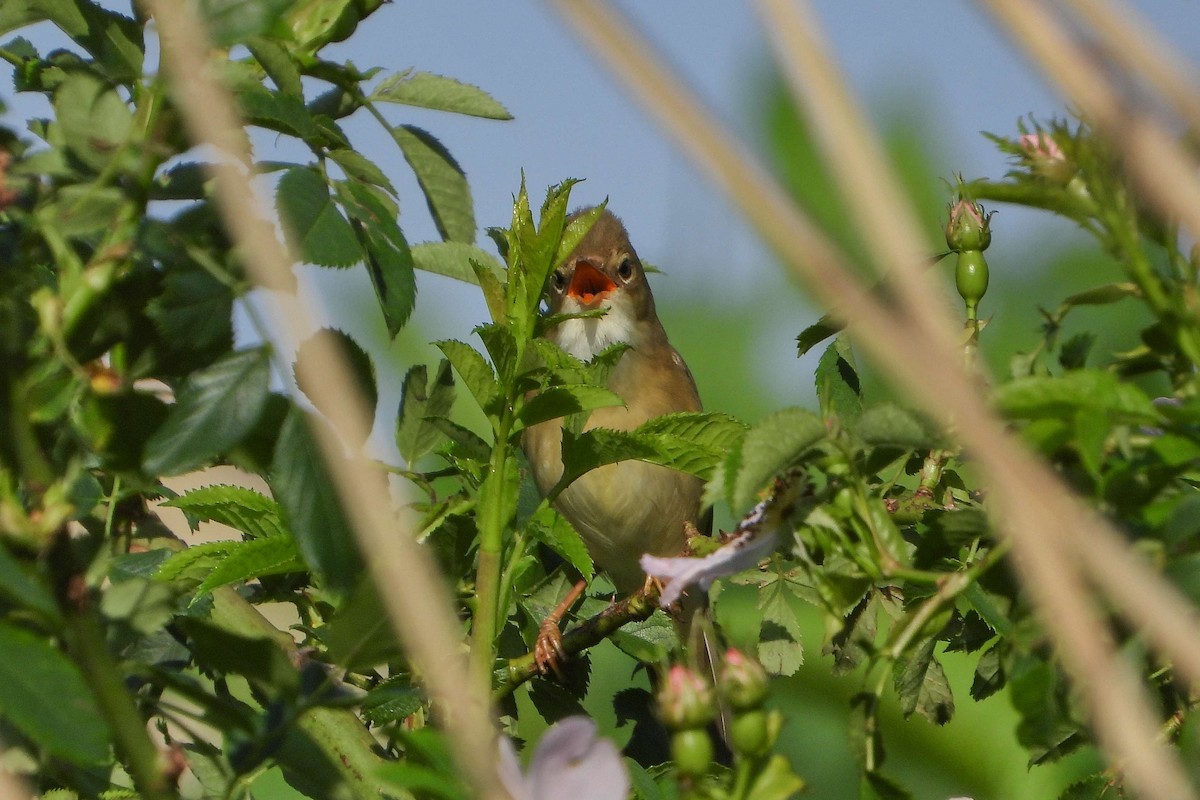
{"left": 617, "top": 258, "right": 634, "bottom": 281}
{"left": 551, "top": 270, "right": 566, "bottom": 291}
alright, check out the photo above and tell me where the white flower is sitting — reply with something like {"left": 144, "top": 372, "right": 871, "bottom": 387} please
{"left": 498, "top": 716, "right": 629, "bottom": 800}
{"left": 641, "top": 529, "right": 779, "bottom": 607}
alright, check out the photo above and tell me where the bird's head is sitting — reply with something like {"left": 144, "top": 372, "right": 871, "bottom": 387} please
{"left": 545, "top": 208, "right": 658, "bottom": 360}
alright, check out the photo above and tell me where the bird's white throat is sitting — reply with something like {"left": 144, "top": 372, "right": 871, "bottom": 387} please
{"left": 553, "top": 304, "right": 639, "bottom": 361}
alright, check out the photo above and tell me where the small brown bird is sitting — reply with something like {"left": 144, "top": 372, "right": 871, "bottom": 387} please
{"left": 523, "top": 207, "right": 706, "bottom": 672}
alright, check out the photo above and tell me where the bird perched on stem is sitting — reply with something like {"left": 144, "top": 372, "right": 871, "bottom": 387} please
{"left": 523, "top": 207, "right": 708, "bottom": 675}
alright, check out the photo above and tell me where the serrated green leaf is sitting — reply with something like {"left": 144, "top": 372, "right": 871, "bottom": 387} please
{"left": 527, "top": 508, "right": 594, "bottom": 580}
{"left": 396, "top": 361, "right": 457, "bottom": 463}
{"left": 162, "top": 484, "right": 286, "bottom": 540}
{"left": 816, "top": 336, "right": 861, "bottom": 423}
{"left": 0, "top": 623, "right": 110, "bottom": 765}
{"left": 1057, "top": 775, "right": 1119, "bottom": 800}
{"left": 554, "top": 412, "right": 744, "bottom": 497}
{"left": 246, "top": 36, "right": 302, "bottom": 96}
{"left": 371, "top": 70, "right": 511, "bottom": 120}
{"left": 516, "top": 386, "right": 625, "bottom": 431}
{"left": 293, "top": 328, "right": 377, "bottom": 445}
{"left": 392, "top": 124, "right": 474, "bottom": 243}
{"left": 143, "top": 347, "right": 272, "bottom": 476}
{"left": 276, "top": 167, "right": 363, "bottom": 267}
{"left": 40, "top": 184, "right": 126, "bottom": 238}
{"left": 610, "top": 611, "right": 677, "bottom": 663}
{"left": 411, "top": 241, "right": 504, "bottom": 286}
{"left": 155, "top": 541, "right": 240, "bottom": 583}
{"left": 855, "top": 404, "right": 938, "bottom": 450}
{"left": 2, "top": 0, "right": 143, "bottom": 81}
{"left": 758, "top": 622, "right": 804, "bottom": 677}
{"left": 825, "top": 591, "right": 877, "bottom": 674}
{"left": 428, "top": 417, "right": 491, "bottom": 462}
{"left": 327, "top": 149, "right": 395, "bottom": 195}
{"left": 970, "top": 640, "right": 1005, "bottom": 701}
{"left": 362, "top": 680, "right": 424, "bottom": 725}
{"left": 146, "top": 269, "right": 234, "bottom": 366}
{"left": 436, "top": 340, "right": 497, "bottom": 414}
{"left": 796, "top": 315, "right": 842, "bottom": 357}
{"left": 238, "top": 83, "right": 320, "bottom": 140}
{"left": 270, "top": 410, "right": 361, "bottom": 597}
{"left": 197, "top": 536, "right": 304, "bottom": 595}
{"left": 994, "top": 369, "right": 1158, "bottom": 422}
{"left": 726, "top": 408, "right": 825, "bottom": 513}
{"left": 893, "top": 638, "right": 954, "bottom": 724}
{"left": 335, "top": 179, "right": 416, "bottom": 336}
{"left": 54, "top": 72, "right": 132, "bottom": 171}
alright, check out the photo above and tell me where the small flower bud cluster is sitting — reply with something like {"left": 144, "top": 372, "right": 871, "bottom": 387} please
{"left": 944, "top": 196, "right": 993, "bottom": 321}
{"left": 657, "top": 649, "right": 780, "bottom": 779}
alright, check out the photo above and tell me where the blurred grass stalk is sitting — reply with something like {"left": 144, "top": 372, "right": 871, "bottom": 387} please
{"left": 549, "top": 0, "right": 1200, "bottom": 798}
{"left": 138, "top": 1, "right": 503, "bottom": 798}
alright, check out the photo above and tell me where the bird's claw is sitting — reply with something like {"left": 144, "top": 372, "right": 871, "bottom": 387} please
{"left": 535, "top": 617, "right": 567, "bottom": 679}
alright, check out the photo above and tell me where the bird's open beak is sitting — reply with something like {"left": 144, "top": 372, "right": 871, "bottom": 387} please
{"left": 566, "top": 262, "right": 617, "bottom": 307}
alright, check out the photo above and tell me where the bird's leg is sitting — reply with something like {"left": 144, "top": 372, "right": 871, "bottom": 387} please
{"left": 535, "top": 579, "right": 587, "bottom": 679}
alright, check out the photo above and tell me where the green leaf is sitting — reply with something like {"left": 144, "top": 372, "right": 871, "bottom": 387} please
{"left": 54, "top": 72, "right": 133, "bottom": 171}
{"left": 270, "top": 409, "right": 361, "bottom": 597}
{"left": 724, "top": 408, "right": 825, "bottom": 513}
{"left": 411, "top": 241, "right": 504, "bottom": 285}
{"left": 554, "top": 412, "right": 745, "bottom": 496}
{"left": 0, "top": 544, "right": 58, "bottom": 621}
{"left": 276, "top": 167, "right": 363, "bottom": 267}
{"left": 155, "top": 541, "right": 239, "bottom": 583}
{"left": 436, "top": 340, "right": 498, "bottom": 414}
{"left": 970, "top": 640, "right": 1005, "bottom": 701}
{"left": 162, "top": 485, "right": 286, "bottom": 540}
{"left": 322, "top": 579, "right": 400, "bottom": 670}
{"left": 335, "top": 179, "right": 416, "bottom": 336}
{"left": 293, "top": 328, "right": 377, "bottom": 445}
{"left": 527, "top": 507, "right": 594, "bottom": 580}
{"left": 378, "top": 762, "right": 469, "bottom": 800}
{"left": 825, "top": 591, "right": 877, "bottom": 675}
{"left": 237, "top": 84, "right": 321, "bottom": 141}
{"left": 610, "top": 611, "right": 677, "bottom": 663}
{"left": 516, "top": 386, "right": 625, "bottom": 431}
{"left": 327, "top": 149, "right": 396, "bottom": 195}
{"left": 395, "top": 361, "right": 457, "bottom": 463}
{"left": 143, "top": 347, "right": 272, "bottom": 476}
{"left": 371, "top": 70, "right": 511, "bottom": 120}
{"left": 860, "top": 771, "right": 914, "bottom": 800}
{"left": 893, "top": 638, "right": 954, "bottom": 724}
{"left": 362, "top": 679, "right": 423, "bottom": 725}
{"left": 855, "top": 404, "right": 938, "bottom": 450}
{"left": 0, "top": 623, "right": 111, "bottom": 765}
{"left": 1057, "top": 775, "right": 1119, "bottom": 800}
{"left": 392, "top": 124, "right": 474, "bottom": 243}
{"left": 146, "top": 269, "right": 234, "bottom": 370}
{"left": 247, "top": 36, "right": 302, "bottom": 96}
{"left": 200, "top": 0, "right": 292, "bottom": 46}
{"left": 796, "top": 315, "right": 843, "bottom": 357}
{"left": 1, "top": 0, "right": 143, "bottom": 81}
{"left": 40, "top": 184, "right": 126, "bottom": 238}
{"left": 197, "top": 536, "right": 304, "bottom": 595}
{"left": 746, "top": 754, "right": 806, "bottom": 800}
{"left": 994, "top": 369, "right": 1158, "bottom": 423}
{"left": 816, "top": 336, "right": 861, "bottom": 424}
{"left": 178, "top": 618, "right": 298, "bottom": 694}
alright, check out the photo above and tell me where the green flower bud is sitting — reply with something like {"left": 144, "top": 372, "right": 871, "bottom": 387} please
{"left": 671, "top": 728, "right": 713, "bottom": 779}
{"left": 955, "top": 250, "right": 990, "bottom": 317}
{"left": 944, "top": 199, "right": 992, "bottom": 253}
{"left": 1019, "top": 132, "right": 1074, "bottom": 185}
{"left": 718, "top": 648, "right": 769, "bottom": 712}
{"left": 658, "top": 664, "right": 716, "bottom": 730}
{"left": 730, "top": 709, "right": 770, "bottom": 758}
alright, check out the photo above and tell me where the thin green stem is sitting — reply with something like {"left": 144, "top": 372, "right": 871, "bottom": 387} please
{"left": 470, "top": 423, "right": 512, "bottom": 692}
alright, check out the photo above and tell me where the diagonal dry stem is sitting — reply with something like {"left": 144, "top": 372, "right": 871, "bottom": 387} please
{"left": 548, "top": 1, "right": 1199, "bottom": 797}
{"left": 139, "top": 2, "right": 501, "bottom": 797}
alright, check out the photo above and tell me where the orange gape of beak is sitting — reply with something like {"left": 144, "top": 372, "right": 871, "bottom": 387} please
{"left": 567, "top": 261, "right": 617, "bottom": 306}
